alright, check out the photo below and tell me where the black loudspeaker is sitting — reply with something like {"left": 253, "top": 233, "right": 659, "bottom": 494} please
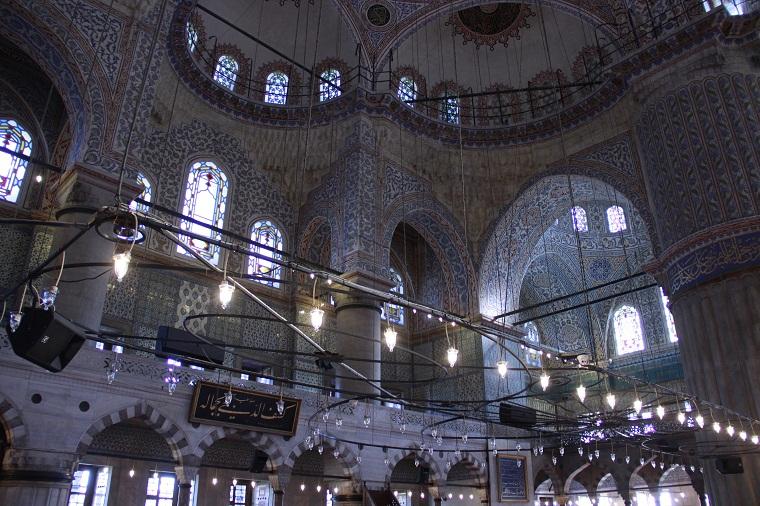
{"left": 499, "top": 403, "right": 537, "bottom": 430}
{"left": 716, "top": 457, "right": 743, "bottom": 475}
{"left": 156, "top": 326, "right": 225, "bottom": 365}
{"left": 6, "top": 307, "right": 86, "bottom": 372}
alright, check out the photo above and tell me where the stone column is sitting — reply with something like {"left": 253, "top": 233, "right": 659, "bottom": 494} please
{"left": 42, "top": 164, "right": 142, "bottom": 332}
{"left": 635, "top": 41, "right": 760, "bottom": 506}
{"left": 174, "top": 465, "right": 198, "bottom": 506}
{"left": 334, "top": 273, "right": 392, "bottom": 397}
{"left": 272, "top": 490, "right": 284, "bottom": 506}
{"left": 0, "top": 448, "right": 78, "bottom": 506}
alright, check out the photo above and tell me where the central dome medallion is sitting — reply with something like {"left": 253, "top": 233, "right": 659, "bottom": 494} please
{"left": 447, "top": 2, "right": 535, "bottom": 49}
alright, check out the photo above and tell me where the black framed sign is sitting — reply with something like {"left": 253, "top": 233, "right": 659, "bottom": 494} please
{"left": 189, "top": 382, "right": 301, "bottom": 436}
{"left": 497, "top": 454, "right": 527, "bottom": 502}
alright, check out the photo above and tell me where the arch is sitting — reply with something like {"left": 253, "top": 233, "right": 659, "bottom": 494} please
{"left": 254, "top": 60, "right": 303, "bottom": 106}
{"left": 383, "top": 192, "right": 476, "bottom": 315}
{"left": 248, "top": 218, "right": 285, "bottom": 288}
{"left": 385, "top": 449, "right": 444, "bottom": 486}
{"left": 298, "top": 215, "right": 338, "bottom": 271}
{"left": 283, "top": 439, "right": 359, "bottom": 481}
{"left": 0, "top": 390, "right": 28, "bottom": 448}
{"left": 564, "top": 463, "right": 590, "bottom": 494}
{"left": 534, "top": 467, "right": 563, "bottom": 496}
{"left": 196, "top": 426, "right": 285, "bottom": 468}
{"left": 0, "top": 1, "right": 109, "bottom": 166}
{"left": 445, "top": 452, "right": 486, "bottom": 486}
{"left": 264, "top": 71, "right": 289, "bottom": 105}
{"left": 75, "top": 402, "right": 193, "bottom": 465}
{"left": 478, "top": 164, "right": 656, "bottom": 319}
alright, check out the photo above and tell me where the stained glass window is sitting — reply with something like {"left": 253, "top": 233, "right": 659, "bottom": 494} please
{"left": 571, "top": 206, "right": 588, "bottom": 232}
{"left": 178, "top": 160, "right": 228, "bottom": 265}
{"left": 382, "top": 267, "right": 405, "bottom": 325}
{"left": 186, "top": 22, "right": 198, "bottom": 52}
{"left": 660, "top": 288, "right": 678, "bottom": 343}
{"left": 319, "top": 69, "right": 341, "bottom": 101}
{"left": 229, "top": 483, "right": 246, "bottom": 505}
{"left": 214, "top": 55, "right": 238, "bottom": 91}
{"left": 145, "top": 473, "right": 176, "bottom": 506}
{"left": 0, "top": 118, "right": 32, "bottom": 203}
{"left": 524, "top": 322, "right": 541, "bottom": 367}
{"left": 398, "top": 77, "right": 417, "bottom": 106}
{"left": 441, "top": 96, "right": 460, "bottom": 124}
{"left": 129, "top": 172, "right": 153, "bottom": 213}
{"left": 606, "top": 205, "right": 627, "bottom": 233}
{"left": 249, "top": 219, "right": 284, "bottom": 288}
{"left": 265, "top": 72, "right": 288, "bottom": 104}
{"left": 703, "top": 0, "right": 743, "bottom": 15}
{"left": 613, "top": 305, "right": 645, "bottom": 355}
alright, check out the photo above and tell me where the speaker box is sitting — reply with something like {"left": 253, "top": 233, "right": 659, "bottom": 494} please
{"left": 499, "top": 403, "right": 537, "bottom": 429}
{"left": 6, "top": 307, "right": 85, "bottom": 372}
{"left": 156, "top": 326, "right": 225, "bottom": 365}
{"left": 716, "top": 457, "right": 743, "bottom": 475}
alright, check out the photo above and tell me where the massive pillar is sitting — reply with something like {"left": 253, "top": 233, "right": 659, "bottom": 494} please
{"left": 331, "top": 117, "right": 393, "bottom": 398}
{"left": 635, "top": 39, "right": 760, "bottom": 505}
{"left": 42, "top": 165, "right": 141, "bottom": 333}
{"left": 0, "top": 449, "right": 78, "bottom": 506}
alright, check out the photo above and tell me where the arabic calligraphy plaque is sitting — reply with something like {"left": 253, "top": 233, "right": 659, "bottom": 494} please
{"left": 189, "top": 382, "right": 301, "bottom": 436}
{"left": 497, "top": 454, "right": 527, "bottom": 502}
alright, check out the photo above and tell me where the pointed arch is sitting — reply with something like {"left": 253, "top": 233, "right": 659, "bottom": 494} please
{"left": 385, "top": 449, "right": 444, "bottom": 486}
{"left": 0, "top": 391, "right": 28, "bottom": 448}
{"left": 75, "top": 402, "right": 193, "bottom": 465}
{"left": 283, "top": 439, "right": 360, "bottom": 481}
{"left": 195, "top": 426, "right": 285, "bottom": 468}
{"left": 445, "top": 452, "right": 486, "bottom": 485}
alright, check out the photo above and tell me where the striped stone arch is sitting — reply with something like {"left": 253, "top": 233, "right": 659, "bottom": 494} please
{"left": 0, "top": 391, "right": 27, "bottom": 447}
{"left": 75, "top": 402, "right": 193, "bottom": 464}
{"left": 283, "top": 439, "right": 360, "bottom": 480}
{"left": 445, "top": 452, "right": 486, "bottom": 485}
{"left": 195, "top": 426, "right": 285, "bottom": 468}
{"left": 385, "top": 449, "right": 444, "bottom": 486}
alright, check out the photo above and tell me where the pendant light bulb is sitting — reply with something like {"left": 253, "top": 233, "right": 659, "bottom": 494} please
{"left": 496, "top": 360, "right": 508, "bottom": 378}
{"left": 696, "top": 414, "right": 705, "bottom": 428}
{"left": 576, "top": 384, "right": 586, "bottom": 403}
{"left": 739, "top": 430, "right": 747, "bottom": 441}
{"left": 310, "top": 307, "right": 324, "bottom": 332}
{"left": 606, "top": 392, "right": 616, "bottom": 410}
{"left": 540, "top": 372, "right": 550, "bottom": 391}
{"left": 677, "top": 411, "right": 686, "bottom": 424}
{"left": 113, "top": 252, "right": 131, "bottom": 282}
{"left": 447, "top": 347, "right": 459, "bottom": 367}
{"left": 384, "top": 326, "right": 397, "bottom": 352}
{"left": 726, "top": 424, "right": 735, "bottom": 437}
{"left": 712, "top": 421, "right": 721, "bottom": 433}
{"left": 129, "top": 468, "right": 135, "bottom": 478}
{"left": 232, "top": 479, "right": 238, "bottom": 486}
{"left": 212, "top": 477, "right": 218, "bottom": 486}
{"left": 656, "top": 404, "right": 665, "bottom": 420}
{"left": 633, "top": 398, "right": 642, "bottom": 414}
{"left": 751, "top": 434, "right": 759, "bottom": 445}
{"left": 218, "top": 280, "right": 235, "bottom": 309}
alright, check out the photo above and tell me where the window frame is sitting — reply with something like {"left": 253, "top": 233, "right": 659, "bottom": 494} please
{"left": 214, "top": 55, "right": 240, "bottom": 91}
{"left": 606, "top": 205, "right": 627, "bottom": 233}
{"left": 381, "top": 266, "right": 406, "bottom": 326}
{"left": 441, "top": 95, "right": 460, "bottom": 124}
{"left": 144, "top": 471, "right": 177, "bottom": 506}
{"left": 67, "top": 464, "right": 112, "bottom": 506}
{"left": 248, "top": 218, "right": 285, "bottom": 289}
{"left": 0, "top": 117, "right": 34, "bottom": 205}
{"left": 177, "top": 158, "right": 230, "bottom": 266}
{"left": 264, "top": 71, "right": 289, "bottom": 105}
{"left": 398, "top": 76, "right": 418, "bottom": 106}
{"left": 524, "top": 322, "right": 542, "bottom": 367}
{"left": 571, "top": 206, "right": 588, "bottom": 232}
{"left": 612, "top": 304, "right": 645, "bottom": 355}
{"left": 319, "top": 69, "right": 341, "bottom": 102}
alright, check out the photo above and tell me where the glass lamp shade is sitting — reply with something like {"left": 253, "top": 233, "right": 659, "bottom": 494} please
{"left": 540, "top": 373, "right": 550, "bottom": 391}
{"left": 310, "top": 307, "right": 324, "bottom": 331}
{"left": 576, "top": 384, "right": 586, "bottom": 403}
{"left": 496, "top": 360, "right": 508, "bottom": 378}
{"left": 606, "top": 393, "right": 617, "bottom": 410}
{"left": 219, "top": 280, "right": 235, "bottom": 309}
{"left": 113, "top": 252, "right": 131, "bottom": 282}
{"left": 447, "top": 347, "right": 459, "bottom": 367}
{"left": 633, "top": 398, "right": 642, "bottom": 414}
{"left": 384, "top": 326, "right": 397, "bottom": 352}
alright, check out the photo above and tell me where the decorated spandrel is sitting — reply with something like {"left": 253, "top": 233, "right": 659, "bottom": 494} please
{"left": 189, "top": 382, "right": 300, "bottom": 435}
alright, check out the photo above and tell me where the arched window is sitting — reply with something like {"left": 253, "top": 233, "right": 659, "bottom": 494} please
{"left": 319, "top": 69, "right": 341, "bottom": 101}
{"left": 128, "top": 172, "right": 153, "bottom": 213}
{"left": 606, "top": 205, "right": 627, "bottom": 233}
{"left": 524, "top": 322, "right": 541, "bottom": 367}
{"left": 0, "top": 118, "right": 32, "bottom": 203}
{"left": 264, "top": 72, "right": 288, "bottom": 104}
{"left": 186, "top": 22, "right": 198, "bottom": 52}
{"left": 613, "top": 305, "right": 645, "bottom": 355}
{"left": 248, "top": 220, "right": 284, "bottom": 288}
{"left": 571, "top": 206, "right": 588, "bottom": 232}
{"left": 660, "top": 288, "right": 678, "bottom": 343}
{"left": 382, "top": 267, "right": 405, "bottom": 325}
{"left": 398, "top": 77, "right": 417, "bottom": 106}
{"left": 178, "top": 160, "right": 228, "bottom": 265}
{"left": 703, "top": 0, "right": 743, "bottom": 15}
{"left": 441, "top": 96, "right": 460, "bottom": 124}
{"left": 213, "top": 55, "right": 239, "bottom": 91}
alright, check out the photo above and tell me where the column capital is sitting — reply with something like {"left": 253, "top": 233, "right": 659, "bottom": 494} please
{"left": 174, "top": 465, "right": 199, "bottom": 485}
{"left": 52, "top": 163, "right": 143, "bottom": 211}
{"left": 0, "top": 448, "right": 78, "bottom": 482}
